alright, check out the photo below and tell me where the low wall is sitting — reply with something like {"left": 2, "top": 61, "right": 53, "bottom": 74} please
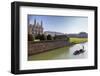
{"left": 28, "top": 40, "right": 70, "bottom": 56}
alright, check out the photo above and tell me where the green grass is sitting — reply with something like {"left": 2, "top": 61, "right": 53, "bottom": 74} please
{"left": 34, "top": 39, "right": 40, "bottom": 42}
{"left": 70, "top": 38, "right": 88, "bottom": 44}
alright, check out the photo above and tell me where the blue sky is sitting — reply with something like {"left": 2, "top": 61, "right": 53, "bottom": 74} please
{"left": 28, "top": 15, "right": 88, "bottom": 34}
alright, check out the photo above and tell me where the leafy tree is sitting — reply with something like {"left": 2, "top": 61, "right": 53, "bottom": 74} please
{"left": 35, "top": 34, "right": 41, "bottom": 39}
{"left": 40, "top": 34, "right": 46, "bottom": 40}
{"left": 66, "top": 36, "right": 70, "bottom": 41}
{"left": 47, "top": 34, "right": 52, "bottom": 40}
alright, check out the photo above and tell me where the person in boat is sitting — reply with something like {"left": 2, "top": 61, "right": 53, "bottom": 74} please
{"left": 79, "top": 46, "right": 85, "bottom": 53}
{"left": 73, "top": 45, "right": 85, "bottom": 55}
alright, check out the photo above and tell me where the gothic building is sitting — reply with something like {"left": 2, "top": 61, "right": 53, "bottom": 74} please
{"left": 28, "top": 19, "right": 43, "bottom": 36}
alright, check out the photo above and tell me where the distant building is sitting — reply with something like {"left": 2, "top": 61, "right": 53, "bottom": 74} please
{"left": 67, "top": 32, "right": 88, "bottom": 38}
{"left": 28, "top": 19, "right": 65, "bottom": 38}
{"left": 67, "top": 33, "right": 79, "bottom": 38}
{"left": 78, "top": 32, "right": 88, "bottom": 38}
{"left": 28, "top": 19, "right": 43, "bottom": 36}
{"left": 44, "top": 31, "right": 64, "bottom": 37}
{"left": 54, "top": 35, "right": 69, "bottom": 41}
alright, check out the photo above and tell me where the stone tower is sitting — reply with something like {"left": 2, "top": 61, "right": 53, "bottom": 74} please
{"left": 31, "top": 19, "right": 43, "bottom": 36}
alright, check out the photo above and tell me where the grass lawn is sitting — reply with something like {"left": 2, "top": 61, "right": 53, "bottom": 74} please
{"left": 70, "top": 38, "right": 88, "bottom": 44}
{"left": 34, "top": 39, "right": 40, "bottom": 42}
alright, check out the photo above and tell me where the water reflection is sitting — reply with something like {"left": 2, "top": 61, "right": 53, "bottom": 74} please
{"left": 53, "top": 42, "right": 88, "bottom": 59}
{"left": 68, "top": 42, "right": 88, "bottom": 59}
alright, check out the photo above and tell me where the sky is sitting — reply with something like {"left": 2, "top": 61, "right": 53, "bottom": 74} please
{"left": 28, "top": 15, "right": 88, "bottom": 34}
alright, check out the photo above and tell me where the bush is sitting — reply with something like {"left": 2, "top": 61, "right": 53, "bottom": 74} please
{"left": 28, "top": 34, "right": 34, "bottom": 41}
{"left": 47, "top": 34, "right": 52, "bottom": 40}
{"left": 66, "top": 37, "right": 70, "bottom": 41}
{"left": 35, "top": 34, "right": 41, "bottom": 39}
{"left": 39, "top": 34, "right": 46, "bottom": 40}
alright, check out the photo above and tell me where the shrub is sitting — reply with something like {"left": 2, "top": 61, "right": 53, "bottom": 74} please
{"left": 66, "top": 37, "right": 70, "bottom": 41}
{"left": 47, "top": 34, "right": 52, "bottom": 40}
{"left": 40, "top": 34, "right": 46, "bottom": 40}
{"left": 35, "top": 34, "right": 41, "bottom": 39}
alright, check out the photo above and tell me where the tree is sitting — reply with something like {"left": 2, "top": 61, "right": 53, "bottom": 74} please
{"left": 40, "top": 34, "right": 46, "bottom": 40}
{"left": 66, "top": 36, "right": 70, "bottom": 41}
{"left": 35, "top": 34, "right": 41, "bottom": 39}
{"left": 53, "top": 34, "right": 57, "bottom": 40}
{"left": 28, "top": 34, "right": 34, "bottom": 41}
{"left": 47, "top": 34, "right": 52, "bottom": 40}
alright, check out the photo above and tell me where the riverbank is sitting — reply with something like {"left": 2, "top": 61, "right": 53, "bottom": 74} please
{"left": 28, "top": 42, "right": 88, "bottom": 60}
{"left": 70, "top": 38, "right": 88, "bottom": 44}
{"left": 28, "top": 46, "right": 69, "bottom": 60}
{"left": 28, "top": 37, "right": 88, "bottom": 60}
{"left": 28, "top": 40, "right": 70, "bottom": 56}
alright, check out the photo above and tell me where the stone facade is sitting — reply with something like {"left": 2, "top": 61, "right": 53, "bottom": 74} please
{"left": 28, "top": 19, "right": 43, "bottom": 36}
{"left": 28, "top": 40, "right": 70, "bottom": 56}
{"left": 44, "top": 31, "right": 64, "bottom": 37}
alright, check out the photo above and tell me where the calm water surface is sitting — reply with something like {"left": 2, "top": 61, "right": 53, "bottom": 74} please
{"left": 28, "top": 42, "right": 88, "bottom": 60}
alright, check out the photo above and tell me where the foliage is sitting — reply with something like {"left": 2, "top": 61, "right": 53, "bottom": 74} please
{"left": 66, "top": 37, "right": 69, "bottom": 41}
{"left": 39, "top": 34, "right": 46, "bottom": 40}
{"left": 35, "top": 34, "right": 41, "bottom": 39}
{"left": 47, "top": 34, "right": 52, "bottom": 40}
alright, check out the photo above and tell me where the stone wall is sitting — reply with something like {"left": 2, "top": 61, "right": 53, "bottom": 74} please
{"left": 28, "top": 40, "right": 70, "bottom": 56}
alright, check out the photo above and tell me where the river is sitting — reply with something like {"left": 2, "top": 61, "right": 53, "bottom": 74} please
{"left": 28, "top": 42, "right": 88, "bottom": 61}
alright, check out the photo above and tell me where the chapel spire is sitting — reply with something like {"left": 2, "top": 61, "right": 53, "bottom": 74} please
{"left": 34, "top": 19, "right": 36, "bottom": 25}
{"left": 41, "top": 20, "right": 43, "bottom": 27}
